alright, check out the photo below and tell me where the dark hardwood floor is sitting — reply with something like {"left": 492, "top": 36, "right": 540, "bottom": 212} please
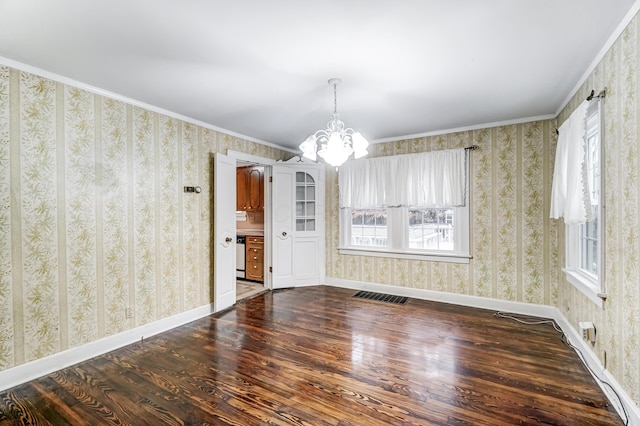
{"left": 0, "top": 286, "right": 623, "bottom": 425}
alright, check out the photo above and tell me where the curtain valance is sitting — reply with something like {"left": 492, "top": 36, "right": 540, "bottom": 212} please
{"left": 339, "top": 148, "right": 466, "bottom": 208}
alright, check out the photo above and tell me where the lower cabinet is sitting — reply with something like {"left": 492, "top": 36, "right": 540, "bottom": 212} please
{"left": 245, "top": 236, "right": 264, "bottom": 282}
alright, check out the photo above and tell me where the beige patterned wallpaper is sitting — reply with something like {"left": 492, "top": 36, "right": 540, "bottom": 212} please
{"left": 0, "top": 66, "right": 291, "bottom": 370}
{"left": 555, "top": 11, "right": 640, "bottom": 406}
{"left": 325, "top": 121, "right": 559, "bottom": 305}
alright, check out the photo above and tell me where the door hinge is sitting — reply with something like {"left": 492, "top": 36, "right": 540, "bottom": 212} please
{"left": 269, "top": 176, "right": 272, "bottom": 183}
{"left": 269, "top": 266, "right": 272, "bottom": 273}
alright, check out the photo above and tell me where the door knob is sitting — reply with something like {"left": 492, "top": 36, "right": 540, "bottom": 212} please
{"left": 282, "top": 231, "right": 287, "bottom": 237}
{"left": 225, "top": 237, "right": 233, "bottom": 243}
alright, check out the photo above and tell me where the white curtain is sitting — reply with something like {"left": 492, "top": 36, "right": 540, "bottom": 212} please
{"left": 339, "top": 148, "right": 466, "bottom": 208}
{"left": 550, "top": 100, "right": 591, "bottom": 223}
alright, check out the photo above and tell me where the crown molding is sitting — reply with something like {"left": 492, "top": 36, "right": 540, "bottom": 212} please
{"left": 372, "top": 114, "right": 556, "bottom": 144}
{"left": 555, "top": 1, "right": 640, "bottom": 116}
{"left": 0, "top": 55, "right": 298, "bottom": 154}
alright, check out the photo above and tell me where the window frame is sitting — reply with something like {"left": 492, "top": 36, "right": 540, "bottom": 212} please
{"left": 563, "top": 100, "right": 605, "bottom": 307}
{"left": 339, "top": 199, "right": 470, "bottom": 264}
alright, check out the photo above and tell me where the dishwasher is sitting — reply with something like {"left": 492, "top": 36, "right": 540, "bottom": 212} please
{"left": 236, "top": 235, "right": 246, "bottom": 278}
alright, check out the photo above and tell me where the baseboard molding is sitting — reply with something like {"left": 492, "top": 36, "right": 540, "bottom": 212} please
{"left": 324, "top": 277, "right": 556, "bottom": 318}
{"left": 325, "top": 276, "right": 640, "bottom": 424}
{"left": 0, "top": 303, "right": 215, "bottom": 392}
{"left": 553, "top": 310, "right": 640, "bottom": 426}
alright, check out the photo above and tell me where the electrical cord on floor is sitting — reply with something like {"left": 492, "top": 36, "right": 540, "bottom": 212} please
{"left": 494, "top": 312, "right": 629, "bottom": 426}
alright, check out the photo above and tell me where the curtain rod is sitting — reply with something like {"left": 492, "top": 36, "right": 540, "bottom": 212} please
{"left": 555, "top": 88, "right": 606, "bottom": 135}
{"left": 586, "top": 88, "right": 606, "bottom": 101}
{"left": 465, "top": 145, "right": 479, "bottom": 151}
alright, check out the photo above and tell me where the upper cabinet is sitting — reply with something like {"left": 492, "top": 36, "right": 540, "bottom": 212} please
{"left": 236, "top": 166, "right": 264, "bottom": 211}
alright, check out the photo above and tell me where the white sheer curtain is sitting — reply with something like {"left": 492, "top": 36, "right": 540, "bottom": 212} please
{"left": 550, "top": 100, "right": 591, "bottom": 223}
{"left": 339, "top": 148, "right": 466, "bottom": 208}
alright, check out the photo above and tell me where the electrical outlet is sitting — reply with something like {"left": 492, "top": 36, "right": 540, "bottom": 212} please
{"left": 579, "top": 321, "right": 596, "bottom": 343}
{"left": 125, "top": 307, "right": 134, "bottom": 319}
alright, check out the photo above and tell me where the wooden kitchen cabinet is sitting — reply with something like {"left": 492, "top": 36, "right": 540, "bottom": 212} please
{"left": 236, "top": 166, "right": 264, "bottom": 211}
{"left": 236, "top": 167, "right": 248, "bottom": 211}
{"left": 245, "top": 236, "right": 264, "bottom": 282}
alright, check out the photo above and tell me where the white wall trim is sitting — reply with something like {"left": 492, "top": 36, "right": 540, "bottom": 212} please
{"left": 325, "top": 276, "right": 640, "bottom": 424}
{"left": 324, "top": 277, "right": 555, "bottom": 318}
{"left": 0, "top": 56, "right": 297, "bottom": 154}
{"left": 372, "top": 114, "right": 555, "bottom": 144}
{"left": 553, "top": 310, "right": 640, "bottom": 426}
{"left": 0, "top": 303, "right": 216, "bottom": 392}
{"left": 227, "top": 150, "right": 279, "bottom": 165}
{"left": 556, "top": 1, "right": 640, "bottom": 116}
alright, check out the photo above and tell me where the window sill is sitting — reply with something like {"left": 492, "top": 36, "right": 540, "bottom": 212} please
{"left": 338, "top": 247, "right": 471, "bottom": 264}
{"left": 563, "top": 268, "right": 604, "bottom": 308}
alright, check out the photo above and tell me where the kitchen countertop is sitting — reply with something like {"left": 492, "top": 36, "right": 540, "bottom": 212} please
{"left": 237, "top": 230, "right": 264, "bottom": 237}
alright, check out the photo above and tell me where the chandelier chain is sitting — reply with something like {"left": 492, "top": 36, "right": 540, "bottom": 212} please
{"left": 333, "top": 82, "right": 338, "bottom": 116}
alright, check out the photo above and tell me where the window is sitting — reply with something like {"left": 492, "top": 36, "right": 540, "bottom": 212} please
{"left": 341, "top": 205, "right": 468, "bottom": 262}
{"left": 564, "top": 101, "right": 604, "bottom": 306}
{"left": 338, "top": 148, "right": 470, "bottom": 263}
{"left": 295, "top": 172, "right": 316, "bottom": 231}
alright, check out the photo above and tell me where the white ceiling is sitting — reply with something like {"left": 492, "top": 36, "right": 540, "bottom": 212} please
{"left": 0, "top": 1, "right": 636, "bottom": 152}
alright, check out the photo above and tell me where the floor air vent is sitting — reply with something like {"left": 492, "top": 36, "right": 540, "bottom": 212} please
{"left": 352, "top": 291, "right": 408, "bottom": 305}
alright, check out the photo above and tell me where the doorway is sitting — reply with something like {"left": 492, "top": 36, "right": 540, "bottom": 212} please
{"left": 213, "top": 151, "right": 325, "bottom": 312}
{"left": 235, "top": 160, "right": 269, "bottom": 302}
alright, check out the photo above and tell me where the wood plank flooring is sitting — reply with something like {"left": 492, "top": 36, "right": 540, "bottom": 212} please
{"left": 0, "top": 286, "right": 623, "bottom": 425}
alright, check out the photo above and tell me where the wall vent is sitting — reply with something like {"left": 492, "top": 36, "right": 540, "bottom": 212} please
{"left": 352, "top": 291, "right": 408, "bottom": 305}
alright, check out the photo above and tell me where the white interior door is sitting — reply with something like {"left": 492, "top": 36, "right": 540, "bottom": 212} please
{"left": 213, "top": 153, "right": 236, "bottom": 311}
{"left": 271, "top": 163, "right": 325, "bottom": 288}
{"left": 271, "top": 165, "right": 295, "bottom": 289}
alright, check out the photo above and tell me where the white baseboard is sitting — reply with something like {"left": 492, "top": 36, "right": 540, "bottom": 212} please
{"left": 325, "top": 276, "right": 640, "bottom": 424}
{"left": 324, "top": 277, "right": 556, "bottom": 318}
{"left": 553, "top": 310, "right": 640, "bottom": 426}
{"left": 0, "top": 303, "right": 215, "bottom": 392}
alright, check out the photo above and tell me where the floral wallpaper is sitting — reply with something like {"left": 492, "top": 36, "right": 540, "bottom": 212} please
{"left": 0, "top": 67, "right": 12, "bottom": 368}
{"left": 102, "top": 97, "right": 129, "bottom": 337}
{"left": 0, "top": 66, "right": 291, "bottom": 371}
{"left": 555, "top": 10, "right": 640, "bottom": 406}
{"left": 326, "top": 120, "right": 558, "bottom": 305}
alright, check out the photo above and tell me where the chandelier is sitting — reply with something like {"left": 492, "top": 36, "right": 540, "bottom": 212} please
{"left": 299, "top": 78, "right": 369, "bottom": 167}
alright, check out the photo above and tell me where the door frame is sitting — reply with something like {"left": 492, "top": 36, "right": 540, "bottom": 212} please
{"left": 227, "top": 150, "right": 277, "bottom": 290}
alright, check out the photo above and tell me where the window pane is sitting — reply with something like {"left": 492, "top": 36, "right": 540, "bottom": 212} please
{"left": 408, "top": 208, "right": 454, "bottom": 251}
{"left": 296, "top": 186, "right": 305, "bottom": 200}
{"left": 351, "top": 209, "right": 388, "bottom": 247}
{"left": 306, "top": 219, "right": 315, "bottom": 231}
{"left": 306, "top": 186, "right": 315, "bottom": 201}
{"left": 306, "top": 202, "right": 315, "bottom": 216}
{"left": 577, "top": 107, "right": 600, "bottom": 278}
